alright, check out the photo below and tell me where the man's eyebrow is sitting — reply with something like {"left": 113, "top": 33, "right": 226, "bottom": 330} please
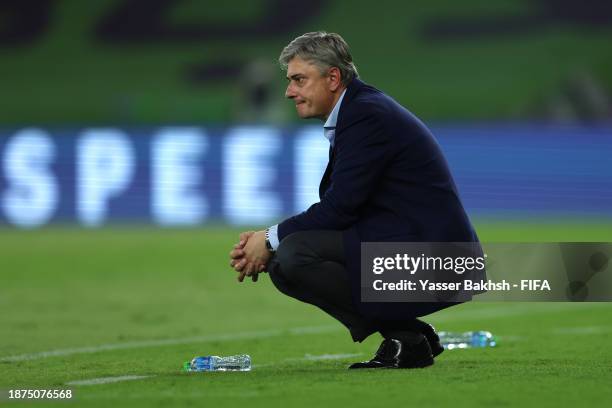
{"left": 286, "top": 74, "right": 305, "bottom": 81}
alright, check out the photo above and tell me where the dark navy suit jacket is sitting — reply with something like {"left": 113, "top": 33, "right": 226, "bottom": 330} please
{"left": 278, "top": 78, "right": 479, "bottom": 319}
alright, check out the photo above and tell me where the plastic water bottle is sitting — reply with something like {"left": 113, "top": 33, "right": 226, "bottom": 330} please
{"left": 183, "top": 355, "right": 251, "bottom": 372}
{"left": 438, "top": 331, "right": 497, "bottom": 350}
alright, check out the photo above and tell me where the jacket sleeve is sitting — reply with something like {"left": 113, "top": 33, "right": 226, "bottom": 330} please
{"left": 278, "top": 113, "right": 390, "bottom": 241}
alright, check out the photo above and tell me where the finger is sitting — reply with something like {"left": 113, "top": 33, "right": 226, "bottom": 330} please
{"left": 239, "top": 231, "right": 254, "bottom": 244}
{"left": 244, "top": 263, "right": 254, "bottom": 276}
{"left": 251, "top": 273, "right": 258, "bottom": 282}
{"left": 237, "top": 270, "right": 246, "bottom": 282}
{"left": 234, "top": 259, "right": 247, "bottom": 272}
{"left": 250, "top": 263, "right": 258, "bottom": 276}
{"left": 230, "top": 249, "right": 245, "bottom": 259}
{"left": 238, "top": 233, "right": 246, "bottom": 242}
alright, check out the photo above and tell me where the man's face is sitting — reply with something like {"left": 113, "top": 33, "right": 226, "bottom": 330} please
{"left": 285, "top": 57, "right": 337, "bottom": 120}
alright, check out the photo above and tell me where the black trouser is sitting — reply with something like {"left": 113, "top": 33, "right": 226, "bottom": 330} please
{"left": 267, "top": 230, "right": 429, "bottom": 342}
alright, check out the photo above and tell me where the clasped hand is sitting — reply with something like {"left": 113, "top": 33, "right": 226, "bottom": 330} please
{"left": 229, "top": 230, "right": 271, "bottom": 282}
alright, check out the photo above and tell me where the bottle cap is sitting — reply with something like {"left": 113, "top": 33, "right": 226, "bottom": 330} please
{"left": 490, "top": 335, "right": 498, "bottom": 347}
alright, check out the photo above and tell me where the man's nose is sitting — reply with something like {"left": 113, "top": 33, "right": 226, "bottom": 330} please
{"left": 285, "top": 83, "right": 296, "bottom": 99}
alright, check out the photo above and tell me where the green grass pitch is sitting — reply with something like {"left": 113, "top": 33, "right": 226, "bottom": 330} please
{"left": 1, "top": 221, "right": 612, "bottom": 407}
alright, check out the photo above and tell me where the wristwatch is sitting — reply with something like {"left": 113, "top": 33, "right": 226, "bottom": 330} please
{"left": 265, "top": 228, "right": 275, "bottom": 252}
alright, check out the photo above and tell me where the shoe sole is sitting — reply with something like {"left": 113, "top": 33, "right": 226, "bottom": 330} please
{"left": 431, "top": 343, "right": 445, "bottom": 358}
{"left": 397, "top": 356, "right": 434, "bottom": 369}
{"left": 349, "top": 356, "right": 434, "bottom": 369}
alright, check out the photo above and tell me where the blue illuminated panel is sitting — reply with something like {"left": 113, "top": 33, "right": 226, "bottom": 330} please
{"left": 0, "top": 124, "right": 610, "bottom": 228}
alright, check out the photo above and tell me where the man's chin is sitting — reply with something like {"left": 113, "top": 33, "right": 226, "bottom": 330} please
{"left": 295, "top": 109, "right": 310, "bottom": 119}
{"left": 296, "top": 110, "right": 321, "bottom": 120}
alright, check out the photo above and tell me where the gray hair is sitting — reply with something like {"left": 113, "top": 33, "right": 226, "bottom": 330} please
{"left": 279, "top": 31, "right": 358, "bottom": 86}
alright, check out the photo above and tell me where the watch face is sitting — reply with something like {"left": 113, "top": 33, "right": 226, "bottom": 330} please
{"left": 265, "top": 238, "right": 274, "bottom": 252}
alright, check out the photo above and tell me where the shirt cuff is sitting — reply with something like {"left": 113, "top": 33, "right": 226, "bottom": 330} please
{"left": 267, "top": 224, "right": 280, "bottom": 251}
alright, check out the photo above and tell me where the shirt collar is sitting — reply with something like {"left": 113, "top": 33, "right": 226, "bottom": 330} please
{"left": 323, "top": 88, "right": 347, "bottom": 130}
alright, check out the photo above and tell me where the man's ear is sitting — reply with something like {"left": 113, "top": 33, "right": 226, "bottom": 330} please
{"left": 327, "top": 67, "right": 342, "bottom": 92}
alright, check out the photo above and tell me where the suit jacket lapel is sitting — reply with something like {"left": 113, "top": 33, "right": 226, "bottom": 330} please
{"left": 319, "top": 145, "right": 334, "bottom": 198}
{"left": 335, "top": 78, "right": 365, "bottom": 132}
{"left": 318, "top": 78, "right": 366, "bottom": 199}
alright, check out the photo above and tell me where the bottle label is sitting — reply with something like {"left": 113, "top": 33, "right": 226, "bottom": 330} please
{"left": 193, "top": 356, "right": 213, "bottom": 371}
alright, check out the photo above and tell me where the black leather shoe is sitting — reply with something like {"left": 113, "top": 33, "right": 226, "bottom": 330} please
{"left": 348, "top": 338, "right": 434, "bottom": 369}
{"left": 420, "top": 323, "right": 445, "bottom": 357}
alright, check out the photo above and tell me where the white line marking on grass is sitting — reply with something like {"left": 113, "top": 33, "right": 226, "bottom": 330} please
{"left": 7, "top": 304, "right": 608, "bottom": 363}
{"left": 68, "top": 352, "right": 364, "bottom": 385}
{"left": 66, "top": 375, "right": 153, "bottom": 386}
{"left": 257, "top": 352, "right": 364, "bottom": 367}
{"left": 303, "top": 353, "right": 362, "bottom": 361}
{"left": 9, "top": 307, "right": 608, "bottom": 364}
{"left": 495, "top": 335, "right": 524, "bottom": 342}
{"left": 0, "top": 325, "right": 340, "bottom": 363}
{"left": 551, "top": 326, "right": 612, "bottom": 334}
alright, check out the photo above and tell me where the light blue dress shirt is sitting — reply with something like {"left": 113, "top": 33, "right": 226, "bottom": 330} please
{"left": 267, "top": 89, "right": 347, "bottom": 250}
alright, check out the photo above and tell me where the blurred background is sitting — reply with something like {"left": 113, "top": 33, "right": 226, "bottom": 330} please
{"left": 0, "top": 0, "right": 611, "bottom": 227}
